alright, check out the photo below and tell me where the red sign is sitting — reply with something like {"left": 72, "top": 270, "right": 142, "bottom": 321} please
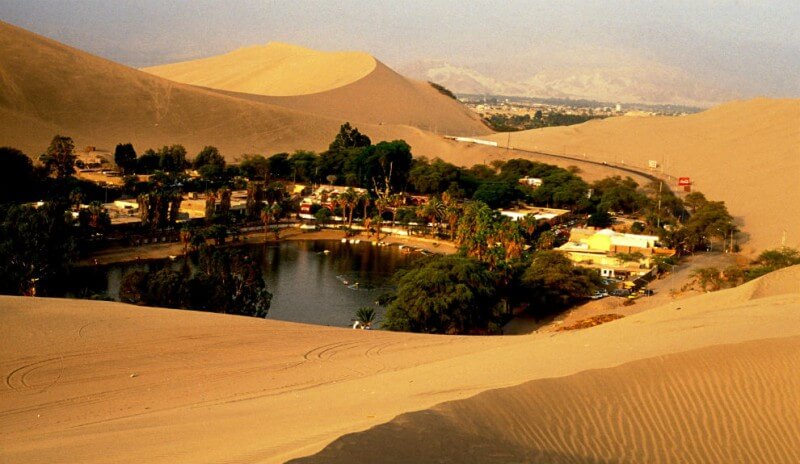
{"left": 677, "top": 177, "right": 691, "bottom": 186}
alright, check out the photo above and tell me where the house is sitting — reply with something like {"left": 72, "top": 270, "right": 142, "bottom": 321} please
{"left": 499, "top": 206, "right": 569, "bottom": 223}
{"left": 518, "top": 177, "right": 543, "bottom": 188}
{"left": 557, "top": 228, "right": 675, "bottom": 278}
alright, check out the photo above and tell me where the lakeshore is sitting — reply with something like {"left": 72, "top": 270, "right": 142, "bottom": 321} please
{"left": 78, "top": 226, "right": 458, "bottom": 266}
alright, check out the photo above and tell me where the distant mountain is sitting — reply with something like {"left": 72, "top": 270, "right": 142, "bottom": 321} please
{"left": 399, "top": 59, "right": 736, "bottom": 107}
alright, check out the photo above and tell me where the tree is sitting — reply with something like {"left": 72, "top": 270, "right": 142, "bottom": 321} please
{"left": 246, "top": 181, "right": 265, "bottom": 219}
{"left": 690, "top": 267, "right": 723, "bottom": 292}
{"left": 137, "top": 149, "right": 160, "bottom": 173}
{"left": 591, "top": 176, "right": 646, "bottom": 215}
{"left": 157, "top": 145, "right": 188, "bottom": 172}
{"left": 204, "top": 191, "right": 217, "bottom": 222}
{"left": 683, "top": 191, "right": 708, "bottom": 213}
{"left": 587, "top": 209, "right": 612, "bottom": 228}
{"left": 521, "top": 251, "right": 600, "bottom": 315}
{"left": 472, "top": 181, "right": 519, "bottom": 209}
{"left": 315, "top": 207, "right": 332, "bottom": 226}
{"left": 40, "top": 135, "right": 76, "bottom": 179}
{"left": 454, "top": 201, "right": 496, "bottom": 259}
{"left": 0, "top": 202, "right": 76, "bottom": 296}
{"left": 119, "top": 270, "right": 149, "bottom": 304}
{"left": 266, "top": 153, "right": 292, "bottom": 179}
{"left": 329, "top": 122, "right": 371, "bottom": 153}
{"left": 193, "top": 146, "right": 225, "bottom": 170}
{"left": 383, "top": 255, "right": 498, "bottom": 334}
{"left": 0, "top": 147, "right": 39, "bottom": 203}
{"left": 114, "top": 143, "right": 137, "bottom": 175}
{"left": 239, "top": 154, "right": 270, "bottom": 180}
{"left": 289, "top": 150, "right": 318, "bottom": 182}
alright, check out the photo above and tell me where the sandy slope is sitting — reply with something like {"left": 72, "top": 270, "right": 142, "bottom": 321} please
{"left": 0, "top": 20, "right": 621, "bottom": 181}
{"left": 143, "top": 43, "right": 487, "bottom": 136}
{"left": 0, "top": 21, "right": 484, "bottom": 161}
{"left": 485, "top": 99, "right": 800, "bottom": 253}
{"left": 2, "top": 266, "right": 799, "bottom": 463}
{"left": 143, "top": 42, "right": 377, "bottom": 97}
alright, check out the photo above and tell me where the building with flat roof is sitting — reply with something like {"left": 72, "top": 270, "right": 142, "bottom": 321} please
{"left": 558, "top": 228, "right": 675, "bottom": 278}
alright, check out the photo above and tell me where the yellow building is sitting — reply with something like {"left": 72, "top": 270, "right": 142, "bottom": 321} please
{"left": 558, "top": 228, "right": 675, "bottom": 278}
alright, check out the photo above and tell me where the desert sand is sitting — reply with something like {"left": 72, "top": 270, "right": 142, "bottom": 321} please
{"left": 142, "top": 42, "right": 487, "bottom": 136}
{"left": 485, "top": 99, "right": 800, "bottom": 253}
{"left": 143, "top": 42, "right": 378, "bottom": 97}
{"left": 0, "top": 21, "right": 486, "bottom": 160}
{"left": 2, "top": 266, "right": 799, "bottom": 463}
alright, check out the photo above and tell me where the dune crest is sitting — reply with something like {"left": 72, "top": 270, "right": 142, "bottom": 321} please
{"left": 143, "top": 42, "right": 377, "bottom": 97}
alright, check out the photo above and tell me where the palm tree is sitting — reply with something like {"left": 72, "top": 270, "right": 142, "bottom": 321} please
{"left": 441, "top": 192, "right": 461, "bottom": 240}
{"left": 388, "top": 193, "right": 405, "bottom": 230}
{"left": 354, "top": 307, "right": 377, "bottom": 329}
{"left": 374, "top": 198, "right": 390, "bottom": 239}
{"left": 343, "top": 188, "right": 359, "bottom": 227}
{"left": 260, "top": 205, "right": 272, "bottom": 236}
{"left": 359, "top": 191, "right": 371, "bottom": 223}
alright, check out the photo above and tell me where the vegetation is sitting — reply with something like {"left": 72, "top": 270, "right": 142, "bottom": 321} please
{"left": 483, "top": 111, "right": 605, "bottom": 132}
{"left": 383, "top": 255, "right": 498, "bottom": 334}
{"left": 745, "top": 247, "right": 800, "bottom": 280}
{"left": 120, "top": 246, "right": 272, "bottom": 317}
{"left": 0, "top": 126, "right": 752, "bottom": 332}
{"left": 354, "top": 307, "right": 377, "bottom": 328}
{"left": 428, "top": 81, "right": 458, "bottom": 100}
{"left": 0, "top": 202, "right": 76, "bottom": 296}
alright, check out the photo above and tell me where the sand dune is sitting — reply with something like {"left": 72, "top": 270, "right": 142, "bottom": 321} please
{"left": 2, "top": 266, "right": 799, "bottom": 463}
{"left": 0, "top": 21, "right": 483, "bottom": 161}
{"left": 144, "top": 43, "right": 488, "bottom": 136}
{"left": 143, "top": 42, "right": 377, "bottom": 97}
{"left": 293, "top": 336, "right": 800, "bottom": 464}
{"left": 485, "top": 99, "right": 800, "bottom": 253}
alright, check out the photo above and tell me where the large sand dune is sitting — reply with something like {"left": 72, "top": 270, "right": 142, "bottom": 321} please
{"left": 0, "top": 21, "right": 484, "bottom": 160}
{"left": 143, "top": 42, "right": 377, "bottom": 97}
{"left": 143, "top": 43, "right": 488, "bottom": 136}
{"left": 485, "top": 99, "right": 800, "bottom": 252}
{"left": 2, "top": 266, "right": 799, "bottom": 463}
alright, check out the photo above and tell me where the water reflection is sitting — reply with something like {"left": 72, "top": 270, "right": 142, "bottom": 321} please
{"left": 72, "top": 240, "right": 418, "bottom": 328}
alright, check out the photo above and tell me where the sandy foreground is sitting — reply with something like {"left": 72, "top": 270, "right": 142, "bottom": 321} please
{"left": 1, "top": 266, "right": 799, "bottom": 463}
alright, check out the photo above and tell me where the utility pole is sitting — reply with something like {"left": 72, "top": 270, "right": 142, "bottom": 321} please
{"left": 656, "top": 181, "right": 663, "bottom": 229}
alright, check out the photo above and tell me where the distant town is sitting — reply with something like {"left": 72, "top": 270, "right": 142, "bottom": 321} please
{"left": 460, "top": 93, "right": 702, "bottom": 131}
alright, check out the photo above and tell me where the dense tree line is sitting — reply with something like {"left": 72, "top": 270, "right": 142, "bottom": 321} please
{"left": 483, "top": 111, "right": 606, "bottom": 132}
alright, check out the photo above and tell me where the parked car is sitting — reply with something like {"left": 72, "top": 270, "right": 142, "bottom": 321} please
{"left": 610, "top": 289, "right": 630, "bottom": 297}
{"left": 590, "top": 290, "right": 609, "bottom": 300}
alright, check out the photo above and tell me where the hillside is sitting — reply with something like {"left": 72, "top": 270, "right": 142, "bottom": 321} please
{"left": 2, "top": 266, "right": 799, "bottom": 463}
{"left": 485, "top": 98, "right": 800, "bottom": 252}
{"left": 142, "top": 42, "right": 377, "bottom": 97}
{"left": 143, "top": 43, "right": 488, "bottom": 136}
{"left": 0, "top": 21, "right": 485, "bottom": 161}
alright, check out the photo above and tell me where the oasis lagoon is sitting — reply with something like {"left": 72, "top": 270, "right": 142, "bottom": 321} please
{"left": 73, "top": 240, "right": 421, "bottom": 328}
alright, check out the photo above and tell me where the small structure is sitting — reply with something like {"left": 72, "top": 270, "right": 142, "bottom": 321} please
{"left": 499, "top": 206, "right": 569, "bottom": 223}
{"left": 557, "top": 228, "right": 675, "bottom": 278}
{"left": 518, "top": 177, "right": 543, "bottom": 188}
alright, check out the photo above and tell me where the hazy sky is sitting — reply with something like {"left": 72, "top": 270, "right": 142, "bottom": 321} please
{"left": 2, "top": 0, "right": 798, "bottom": 98}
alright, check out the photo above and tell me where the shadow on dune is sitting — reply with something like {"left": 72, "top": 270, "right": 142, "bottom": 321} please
{"left": 289, "top": 335, "right": 800, "bottom": 464}
{"left": 288, "top": 408, "right": 614, "bottom": 464}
